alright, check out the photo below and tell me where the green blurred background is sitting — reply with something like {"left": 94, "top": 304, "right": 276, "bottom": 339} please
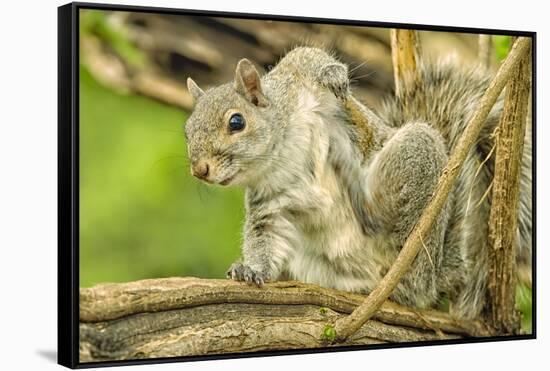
{"left": 79, "top": 66, "right": 245, "bottom": 286}
{"left": 78, "top": 9, "right": 531, "bottom": 333}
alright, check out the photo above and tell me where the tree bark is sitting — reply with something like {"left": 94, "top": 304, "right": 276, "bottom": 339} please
{"left": 486, "top": 39, "right": 531, "bottom": 334}
{"left": 390, "top": 29, "right": 423, "bottom": 99}
{"left": 333, "top": 36, "right": 532, "bottom": 341}
{"left": 79, "top": 278, "right": 491, "bottom": 362}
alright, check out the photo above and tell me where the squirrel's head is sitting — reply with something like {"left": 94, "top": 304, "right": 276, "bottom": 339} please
{"left": 184, "top": 59, "right": 278, "bottom": 187}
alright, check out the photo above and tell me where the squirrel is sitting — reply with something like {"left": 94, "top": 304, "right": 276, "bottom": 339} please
{"left": 184, "top": 47, "right": 532, "bottom": 319}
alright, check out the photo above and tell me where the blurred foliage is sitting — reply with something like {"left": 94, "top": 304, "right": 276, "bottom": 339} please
{"left": 494, "top": 35, "right": 511, "bottom": 62}
{"left": 79, "top": 66, "right": 244, "bottom": 287}
{"left": 516, "top": 284, "right": 532, "bottom": 334}
{"left": 80, "top": 10, "right": 148, "bottom": 69}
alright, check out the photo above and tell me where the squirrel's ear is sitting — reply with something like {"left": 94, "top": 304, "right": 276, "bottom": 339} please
{"left": 187, "top": 77, "right": 205, "bottom": 102}
{"left": 234, "top": 59, "right": 268, "bottom": 107}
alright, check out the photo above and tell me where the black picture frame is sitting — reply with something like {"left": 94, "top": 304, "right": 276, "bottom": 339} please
{"left": 58, "top": 2, "right": 537, "bottom": 369}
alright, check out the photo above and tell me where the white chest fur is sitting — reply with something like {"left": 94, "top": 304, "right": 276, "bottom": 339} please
{"left": 283, "top": 162, "right": 396, "bottom": 293}
{"left": 274, "top": 89, "right": 398, "bottom": 293}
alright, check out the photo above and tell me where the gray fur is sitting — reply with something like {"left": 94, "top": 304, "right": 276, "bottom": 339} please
{"left": 184, "top": 47, "right": 532, "bottom": 319}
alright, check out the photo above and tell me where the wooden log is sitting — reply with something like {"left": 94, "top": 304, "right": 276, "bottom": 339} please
{"left": 79, "top": 278, "right": 491, "bottom": 362}
{"left": 486, "top": 38, "right": 531, "bottom": 334}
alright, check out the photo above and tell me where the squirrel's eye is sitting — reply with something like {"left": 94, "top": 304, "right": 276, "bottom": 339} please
{"left": 228, "top": 113, "right": 246, "bottom": 133}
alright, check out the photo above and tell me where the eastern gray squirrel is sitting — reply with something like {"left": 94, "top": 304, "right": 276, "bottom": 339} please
{"left": 184, "top": 47, "right": 532, "bottom": 319}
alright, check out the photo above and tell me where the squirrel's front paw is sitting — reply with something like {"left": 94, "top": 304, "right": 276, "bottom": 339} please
{"left": 226, "top": 262, "right": 268, "bottom": 287}
{"left": 318, "top": 64, "right": 349, "bottom": 99}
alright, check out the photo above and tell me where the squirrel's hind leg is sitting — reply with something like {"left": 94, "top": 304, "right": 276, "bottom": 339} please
{"left": 360, "top": 122, "right": 451, "bottom": 310}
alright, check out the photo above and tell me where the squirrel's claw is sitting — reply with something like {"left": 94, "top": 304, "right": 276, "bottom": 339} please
{"left": 226, "top": 262, "right": 267, "bottom": 287}
{"left": 318, "top": 63, "right": 349, "bottom": 100}
{"left": 254, "top": 276, "right": 264, "bottom": 287}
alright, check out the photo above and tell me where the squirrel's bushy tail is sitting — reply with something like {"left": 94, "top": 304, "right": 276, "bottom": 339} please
{"left": 379, "top": 60, "right": 532, "bottom": 318}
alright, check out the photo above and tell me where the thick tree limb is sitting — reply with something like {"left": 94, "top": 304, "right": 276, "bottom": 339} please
{"left": 333, "top": 37, "right": 532, "bottom": 341}
{"left": 79, "top": 278, "right": 491, "bottom": 361}
{"left": 486, "top": 40, "right": 531, "bottom": 334}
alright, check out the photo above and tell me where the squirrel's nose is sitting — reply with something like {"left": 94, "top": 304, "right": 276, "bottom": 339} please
{"left": 191, "top": 160, "right": 210, "bottom": 180}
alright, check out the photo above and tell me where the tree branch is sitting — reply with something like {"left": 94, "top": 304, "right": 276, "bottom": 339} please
{"left": 390, "top": 29, "right": 423, "bottom": 98}
{"left": 79, "top": 278, "right": 492, "bottom": 361}
{"left": 333, "top": 36, "right": 532, "bottom": 341}
{"left": 486, "top": 39, "right": 531, "bottom": 334}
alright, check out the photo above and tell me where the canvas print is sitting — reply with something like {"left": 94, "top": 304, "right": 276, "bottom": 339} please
{"left": 62, "top": 3, "right": 534, "bottom": 367}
